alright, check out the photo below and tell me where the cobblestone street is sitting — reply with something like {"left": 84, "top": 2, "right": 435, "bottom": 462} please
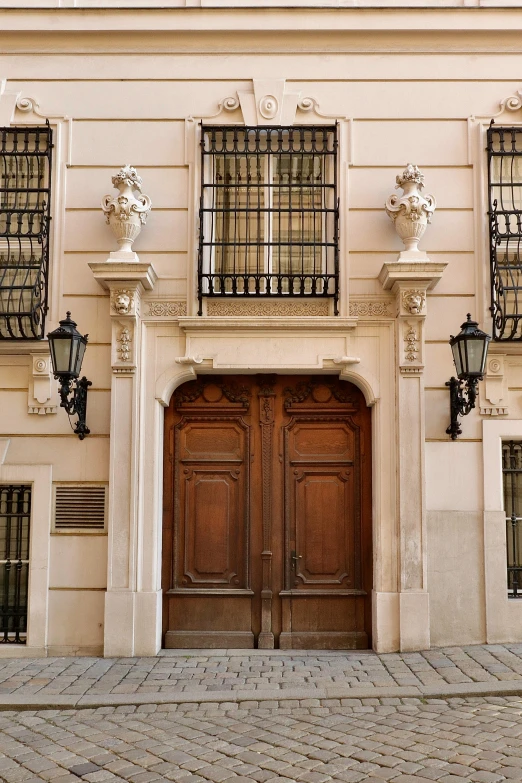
{"left": 2, "top": 696, "right": 522, "bottom": 783}
{"left": 2, "top": 649, "right": 522, "bottom": 781}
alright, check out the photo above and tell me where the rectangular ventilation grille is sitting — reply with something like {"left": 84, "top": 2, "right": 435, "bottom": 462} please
{"left": 54, "top": 486, "right": 107, "bottom": 531}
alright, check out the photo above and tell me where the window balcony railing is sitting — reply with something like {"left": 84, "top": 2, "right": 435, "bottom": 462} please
{"left": 0, "top": 125, "right": 52, "bottom": 340}
{"left": 198, "top": 124, "right": 339, "bottom": 315}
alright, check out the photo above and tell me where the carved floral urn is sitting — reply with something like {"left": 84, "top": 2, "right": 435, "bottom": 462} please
{"left": 101, "top": 165, "right": 152, "bottom": 253}
{"left": 385, "top": 163, "right": 436, "bottom": 253}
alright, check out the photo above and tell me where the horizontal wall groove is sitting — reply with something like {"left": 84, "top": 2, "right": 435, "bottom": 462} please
{"left": 0, "top": 434, "right": 110, "bottom": 438}
{"left": 67, "top": 165, "right": 186, "bottom": 170}
{"left": 65, "top": 207, "right": 188, "bottom": 213}
{"left": 349, "top": 207, "right": 473, "bottom": 212}
{"left": 48, "top": 586, "right": 106, "bottom": 590}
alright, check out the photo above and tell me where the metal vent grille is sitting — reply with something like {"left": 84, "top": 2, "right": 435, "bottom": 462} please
{"left": 53, "top": 485, "right": 107, "bottom": 531}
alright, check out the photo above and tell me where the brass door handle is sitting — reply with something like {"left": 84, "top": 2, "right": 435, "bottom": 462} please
{"left": 291, "top": 551, "right": 303, "bottom": 570}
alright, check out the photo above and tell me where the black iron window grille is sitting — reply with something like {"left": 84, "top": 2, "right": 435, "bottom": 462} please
{"left": 487, "top": 125, "right": 522, "bottom": 340}
{"left": 0, "top": 126, "right": 52, "bottom": 339}
{"left": 198, "top": 125, "right": 339, "bottom": 315}
{"left": 0, "top": 485, "right": 30, "bottom": 643}
{"left": 503, "top": 441, "right": 522, "bottom": 598}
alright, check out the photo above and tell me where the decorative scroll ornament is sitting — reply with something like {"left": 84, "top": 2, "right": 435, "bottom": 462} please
{"left": 111, "top": 289, "right": 135, "bottom": 315}
{"left": 101, "top": 165, "right": 152, "bottom": 253}
{"left": 499, "top": 90, "right": 522, "bottom": 114}
{"left": 283, "top": 379, "right": 358, "bottom": 409}
{"left": 402, "top": 289, "right": 426, "bottom": 315}
{"left": 174, "top": 377, "right": 251, "bottom": 408}
{"left": 117, "top": 327, "right": 132, "bottom": 362}
{"left": 385, "top": 164, "right": 436, "bottom": 253}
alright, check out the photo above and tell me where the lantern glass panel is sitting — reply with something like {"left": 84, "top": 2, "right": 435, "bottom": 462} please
{"left": 75, "top": 340, "right": 87, "bottom": 376}
{"left": 51, "top": 336, "right": 73, "bottom": 375}
{"left": 466, "top": 337, "right": 488, "bottom": 376}
{"left": 452, "top": 341, "right": 464, "bottom": 377}
{"left": 69, "top": 339, "right": 81, "bottom": 378}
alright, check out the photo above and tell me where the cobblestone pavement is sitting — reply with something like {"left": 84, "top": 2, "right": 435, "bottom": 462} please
{"left": 2, "top": 646, "right": 522, "bottom": 702}
{"left": 2, "top": 696, "right": 522, "bottom": 782}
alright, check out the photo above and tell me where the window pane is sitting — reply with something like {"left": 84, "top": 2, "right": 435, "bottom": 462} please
{"left": 272, "top": 146, "right": 324, "bottom": 293}
{"left": 503, "top": 441, "right": 522, "bottom": 597}
{"left": 0, "top": 485, "right": 30, "bottom": 643}
{"left": 213, "top": 151, "right": 264, "bottom": 292}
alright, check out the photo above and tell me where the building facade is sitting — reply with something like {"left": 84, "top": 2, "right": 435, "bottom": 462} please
{"left": 0, "top": 0, "right": 521, "bottom": 657}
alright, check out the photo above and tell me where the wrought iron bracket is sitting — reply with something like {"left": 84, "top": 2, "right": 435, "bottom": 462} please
{"left": 57, "top": 376, "right": 92, "bottom": 440}
{"left": 445, "top": 375, "right": 480, "bottom": 441}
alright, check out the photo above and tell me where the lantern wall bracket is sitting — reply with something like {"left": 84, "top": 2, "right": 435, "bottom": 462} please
{"left": 56, "top": 376, "right": 92, "bottom": 440}
{"left": 445, "top": 375, "right": 480, "bottom": 441}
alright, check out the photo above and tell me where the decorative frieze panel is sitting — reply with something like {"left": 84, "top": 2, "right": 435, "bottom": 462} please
{"left": 349, "top": 299, "right": 393, "bottom": 318}
{"left": 145, "top": 301, "right": 188, "bottom": 318}
{"left": 206, "top": 300, "right": 329, "bottom": 317}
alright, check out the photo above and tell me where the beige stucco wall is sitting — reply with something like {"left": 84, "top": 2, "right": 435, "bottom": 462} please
{"left": 1, "top": 3, "right": 522, "bottom": 654}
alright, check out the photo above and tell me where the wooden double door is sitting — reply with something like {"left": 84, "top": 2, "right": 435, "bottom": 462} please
{"left": 162, "top": 375, "right": 372, "bottom": 649}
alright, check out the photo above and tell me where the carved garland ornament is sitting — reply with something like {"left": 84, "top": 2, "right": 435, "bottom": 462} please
{"left": 117, "top": 327, "right": 132, "bottom": 362}
{"left": 404, "top": 324, "right": 419, "bottom": 362}
{"left": 257, "top": 376, "right": 276, "bottom": 649}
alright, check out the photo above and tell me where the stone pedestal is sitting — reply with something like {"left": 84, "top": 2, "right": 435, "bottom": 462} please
{"left": 90, "top": 259, "right": 158, "bottom": 657}
{"left": 379, "top": 256, "right": 446, "bottom": 651}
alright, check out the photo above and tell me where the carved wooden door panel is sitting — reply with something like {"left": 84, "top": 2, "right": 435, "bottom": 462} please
{"left": 162, "top": 375, "right": 372, "bottom": 649}
{"left": 279, "top": 379, "right": 372, "bottom": 649}
{"left": 162, "top": 377, "right": 258, "bottom": 648}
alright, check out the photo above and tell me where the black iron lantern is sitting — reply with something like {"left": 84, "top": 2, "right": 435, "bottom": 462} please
{"left": 47, "top": 312, "right": 91, "bottom": 440}
{"left": 446, "top": 314, "right": 491, "bottom": 440}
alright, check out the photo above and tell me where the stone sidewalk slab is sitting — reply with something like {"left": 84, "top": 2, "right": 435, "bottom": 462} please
{"left": 4, "top": 677, "right": 522, "bottom": 711}
{"left": 0, "top": 645, "right": 522, "bottom": 710}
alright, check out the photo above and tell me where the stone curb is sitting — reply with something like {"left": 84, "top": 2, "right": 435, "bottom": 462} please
{"left": 2, "top": 680, "right": 522, "bottom": 711}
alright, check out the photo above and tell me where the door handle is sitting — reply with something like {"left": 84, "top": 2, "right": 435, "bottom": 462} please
{"left": 291, "top": 550, "right": 303, "bottom": 571}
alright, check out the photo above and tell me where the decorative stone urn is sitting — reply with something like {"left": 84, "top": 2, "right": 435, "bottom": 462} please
{"left": 385, "top": 163, "right": 436, "bottom": 253}
{"left": 101, "top": 165, "right": 152, "bottom": 253}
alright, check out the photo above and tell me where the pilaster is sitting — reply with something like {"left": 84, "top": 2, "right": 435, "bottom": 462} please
{"left": 380, "top": 257, "right": 447, "bottom": 651}
{"left": 90, "top": 259, "right": 158, "bottom": 657}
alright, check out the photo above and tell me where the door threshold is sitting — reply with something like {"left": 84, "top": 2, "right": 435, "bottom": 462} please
{"left": 159, "top": 648, "right": 375, "bottom": 656}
